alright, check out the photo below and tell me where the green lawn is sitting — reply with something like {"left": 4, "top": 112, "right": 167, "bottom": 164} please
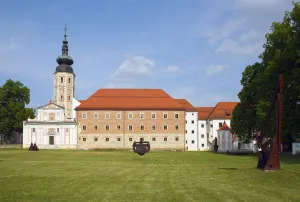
{"left": 0, "top": 150, "right": 299, "bottom": 202}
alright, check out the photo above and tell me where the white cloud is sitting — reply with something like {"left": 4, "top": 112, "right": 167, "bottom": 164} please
{"left": 233, "top": 0, "right": 289, "bottom": 11}
{"left": 215, "top": 38, "right": 263, "bottom": 56}
{"left": 104, "top": 82, "right": 115, "bottom": 88}
{"left": 0, "top": 38, "right": 18, "bottom": 53}
{"left": 205, "top": 65, "right": 228, "bottom": 76}
{"left": 166, "top": 65, "right": 179, "bottom": 72}
{"left": 203, "top": 18, "right": 247, "bottom": 43}
{"left": 111, "top": 56, "right": 155, "bottom": 82}
{"left": 204, "top": 0, "right": 294, "bottom": 56}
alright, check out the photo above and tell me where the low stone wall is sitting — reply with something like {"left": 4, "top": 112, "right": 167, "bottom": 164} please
{"left": 0, "top": 144, "right": 22, "bottom": 149}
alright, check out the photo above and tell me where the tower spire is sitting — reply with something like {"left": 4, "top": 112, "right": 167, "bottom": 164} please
{"left": 64, "top": 24, "right": 67, "bottom": 41}
{"left": 56, "top": 24, "right": 74, "bottom": 66}
{"left": 62, "top": 24, "right": 69, "bottom": 55}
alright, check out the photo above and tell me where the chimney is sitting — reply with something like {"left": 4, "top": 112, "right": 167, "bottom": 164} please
{"left": 49, "top": 100, "right": 53, "bottom": 104}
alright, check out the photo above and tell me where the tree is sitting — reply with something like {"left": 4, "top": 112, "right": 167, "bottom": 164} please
{"left": 0, "top": 79, "right": 35, "bottom": 144}
{"left": 231, "top": 2, "right": 300, "bottom": 144}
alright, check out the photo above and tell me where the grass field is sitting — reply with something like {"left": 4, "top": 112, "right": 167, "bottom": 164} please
{"left": 0, "top": 150, "right": 299, "bottom": 202}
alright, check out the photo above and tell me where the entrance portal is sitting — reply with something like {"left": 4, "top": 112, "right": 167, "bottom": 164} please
{"left": 49, "top": 136, "right": 54, "bottom": 145}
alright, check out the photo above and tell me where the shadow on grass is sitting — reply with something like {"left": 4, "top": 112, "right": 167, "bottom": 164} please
{"left": 280, "top": 152, "right": 300, "bottom": 164}
{"left": 218, "top": 167, "right": 239, "bottom": 170}
{"left": 211, "top": 151, "right": 300, "bottom": 164}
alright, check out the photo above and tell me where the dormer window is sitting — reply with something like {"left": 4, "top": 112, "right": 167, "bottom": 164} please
{"left": 225, "top": 110, "right": 231, "bottom": 116}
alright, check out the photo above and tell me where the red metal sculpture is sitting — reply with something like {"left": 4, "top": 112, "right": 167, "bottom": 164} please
{"left": 256, "top": 74, "right": 283, "bottom": 171}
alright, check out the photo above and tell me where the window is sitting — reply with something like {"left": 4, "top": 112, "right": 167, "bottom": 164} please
{"left": 175, "top": 125, "right": 179, "bottom": 130}
{"left": 105, "top": 125, "right": 110, "bottom": 130}
{"left": 201, "top": 134, "right": 204, "bottom": 138}
{"left": 140, "top": 113, "right": 144, "bottom": 119}
{"left": 210, "top": 124, "right": 213, "bottom": 128}
{"left": 152, "top": 125, "right": 156, "bottom": 131}
{"left": 106, "top": 138, "right": 109, "bottom": 142}
{"left": 191, "top": 140, "right": 195, "bottom": 144}
{"left": 140, "top": 138, "right": 144, "bottom": 142}
{"left": 117, "top": 125, "right": 121, "bottom": 130}
{"left": 175, "top": 137, "right": 179, "bottom": 141}
{"left": 192, "top": 130, "right": 194, "bottom": 134}
{"left": 105, "top": 113, "right": 110, "bottom": 119}
{"left": 129, "top": 138, "right": 133, "bottom": 141}
{"left": 219, "top": 122, "right": 223, "bottom": 128}
{"left": 94, "top": 113, "right": 98, "bottom": 119}
{"left": 174, "top": 113, "right": 179, "bottom": 119}
{"left": 82, "top": 125, "right": 87, "bottom": 130}
{"left": 141, "top": 125, "right": 144, "bottom": 130}
{"left": 94, "top": 138, "right": 98, "bottom": 141}
{"left": 82, "top": 113, "right": 87, "bottom": 119}
{"left": 164, "top": 125, "right": 168, "bottom": 130}
{"left": 152, "top": 138, "right": 156, "bottom": 141}
{"left": 68, "top": 96, "right": 71, "bottom": 101}
{"left": 201, "top": 144, "right": 204, "bottom": 147}
{"left": 117, "top": 138, "right": 121, "bottom": 141}
{"left": 116, "top": 113, "right": 121, "bottom": 119}
{"left": 129, "top": 125, "right": 133, "bottom": 131}
{"left": 191, "top": 120, "right": 194, "bottom": 124}
{"left": 83, "top": 138, "right": 86, "bottom": 141}
{"left": 225, "top": 110, "right": 231, "bottom": 116}
{"left": 192, "top": 113, "right": 194, "bottom": 116}
{"left": 201, "top": 124, "right": 204, "bottom": 128}
{"left": 60, "top": 95, "right": 63, "bottom": 100}
{"left": 151, "top": 113, "right": 156, "bottom": 119}
{"left": 57, "top": 128, "right": 60, "bottom": 133}
{"left": 94, "top": 125, "right": 98, "bottom": 130}
{"left": 32, "top": 128, "right": 35, "bottom": 132}
{"left": 61, "top": 77, "right": 63, "bottom": 83}
{"left": 186, "top": 130, "right": 187, "bottom": 133}
{"left": 163, "top": 113, "right": 168, "bottom": 119}
{"left": 164, "top": 137, "right": 167, "bottom": 141}
{"left": 128, "top": 113, "right": 133, "bottom": 119}
{"left": 185, "top": 120, "right": 187, "bottom": 124}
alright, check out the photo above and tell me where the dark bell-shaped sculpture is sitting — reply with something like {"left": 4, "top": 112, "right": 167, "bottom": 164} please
{"left": 133, "top": 140, "right": 150, "bottom": 156}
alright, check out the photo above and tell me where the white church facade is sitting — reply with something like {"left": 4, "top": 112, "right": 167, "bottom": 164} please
{"left": 23, "top": 26, "right": 81, "bottom": 149}
{"left": 22, "top": 101, "right": 78, "bottom": 149}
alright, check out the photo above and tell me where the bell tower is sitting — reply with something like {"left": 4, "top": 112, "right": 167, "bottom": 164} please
{"left": 53, "top": 25, "right": 75, "bottom": 119}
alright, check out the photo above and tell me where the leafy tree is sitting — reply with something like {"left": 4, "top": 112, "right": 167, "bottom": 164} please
{"left": 0, "top": 79, "right": 35, "bottom": 143}
{"left": 231, "top": 2, "right": 300, "bottom": 144}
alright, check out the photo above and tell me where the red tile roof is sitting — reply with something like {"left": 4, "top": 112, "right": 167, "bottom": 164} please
{"left": 195, "top": 107, "right": 214, "bottom": 120}
{"left": 174, "top": 99, "right": 197, "bottom": 112}
{"left": 75, "top": 89, "right": 185, "bottom": 110}
{"left": 209, "top": 102, "right": 239, "bottom": 119}
{"left": 78, "top": 100, "right": 85, "bottom": 103}
{"left": 217, "top": 122, "right": 231, "bottom": 131}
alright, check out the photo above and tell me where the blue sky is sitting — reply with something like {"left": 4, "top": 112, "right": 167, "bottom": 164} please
{"left": 0, "top": 0, "right": 295, "bottom": 108}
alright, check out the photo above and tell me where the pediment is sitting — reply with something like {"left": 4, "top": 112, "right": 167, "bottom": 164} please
{"left": 38, "top": 103, "right": 64, "bottom": 110}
